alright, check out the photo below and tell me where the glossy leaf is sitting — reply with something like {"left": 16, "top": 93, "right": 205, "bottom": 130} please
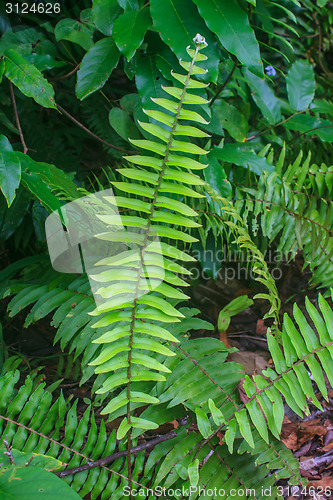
{"left": 113, "top": 7, "right": 151, "bottom": 61}
{"left": 54, "top": 19, "right": 94, "bottom": 50}
{"left": 203, "top": 154, "right": 232, "bottom": 197}
{"left": 109, "top": 108, "right": 141, "bottom": 142}
{"left": 0, "top": 467, "right": 81, "bottom": 499}
{"left": 212, "top": 100, "right": 248, "bottom": 141}
{"left": 4, "top": 49, "right": 56, "bottom": 109}
{"left": 21, "top": 171, "right": 62, "bottom": 212}
{"left": 0, "top": 152, "right": 21, "bottom": 206}
{"left": 135, "top": 55, "right": 170, "bottom": 109}
{"left": 76, "top": 38, "right": 120, "bottom": 100}
{"left": 211, "top": 144, "right": 274, "bottom": 175}
{"left": 150, "top": 0, "right": 219, "bottom": 82}
{"left": 286, "top": 60, "right": 315, "bottom": 112}
{"left": 92, "top": 0, "right": 122, "bottom": 36}
{"left": 117, "top": 0, "right": 138, "bottom": 8}
{"left": 243, "top": 68, "right": 281, "bottom": 124}
{"left": 17, "top": 153, "right": 79, "bottom": 201}
{"left": 193, "top": 0, "right": 263, "bottom": 76}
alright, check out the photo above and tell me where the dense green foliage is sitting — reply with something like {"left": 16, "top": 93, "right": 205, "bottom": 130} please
{"left": 0, "top": 0, "right": 333, "bottom": 498}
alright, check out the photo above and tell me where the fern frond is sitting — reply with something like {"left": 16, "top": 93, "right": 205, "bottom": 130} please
{"left": 86, "top": 36, "right": 212, "bottom": 441}
{"left": 145, "top": 427, "right": 302, "bottom": 498}
{"left": 0, "top": 261, "right": 108, "bottom": 389}
{"left": 236, "top": 150, "right": 333, "bottom": 290}
{"left": 197, "top": 293, "right": 333, "bottom": 459}
{"left": 0, "top": 368, "right": 154, "bottom": 498}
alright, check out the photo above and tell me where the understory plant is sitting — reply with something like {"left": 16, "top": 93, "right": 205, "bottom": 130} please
{"left": 1, "top": 32, "right": 333, "bottom": 500}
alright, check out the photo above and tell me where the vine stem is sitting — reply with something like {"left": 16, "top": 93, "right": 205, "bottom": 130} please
{"left": 9, "top": 82, "right": 28, "bottom": 154}
{"left": 56, "top": 104, "right": 133, "bottom": 155}
{"left": 55, "top": 431, "right": 177, "bottom": 477}
{"left": 210, "top": 62, "right": 237, "bottom": 105}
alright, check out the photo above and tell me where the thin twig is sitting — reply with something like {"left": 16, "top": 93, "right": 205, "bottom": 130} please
{"left": 55, "top": 431, "right": 177, "bottom": 477}
{"left": 56, "top": 104, "right": 133, "bottom": 155}
{"left": 0, "top": 415, "right": 161, "bottom": 496}
{"left": 313, "top": 14, "right": 333, "bottom": 81}
{"left": 3, "top": 439, "right": 14, "bottom": 465}
{"left": 50, "top": 62, "right": 80, "bottom": 81}
{"left": 286, "top": 123, "right": 333, "bottom": 144}
{"left": 9, "top": 82, "right": 28, "bottom": 154}
{"left": 245, "top": 112, "right": 302, "bottom": 141}
{"left": 211, "top": 62, "right": 238, "bottom": 106}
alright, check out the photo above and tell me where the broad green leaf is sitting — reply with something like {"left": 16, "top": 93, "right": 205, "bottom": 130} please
{"left": 150, "top": 0, "right": 219, "bottom": 82}
{"left": 203, "top": 154, "right": 232, "bottom": 197}
{"left": 120, "top": 93, "right": 140, "bottom": 113}
{"left": 0, "top": 152, "right": 21, "bottom": 206}
{"left": 22, "top": 53, "right": 67, "bottom": 72}
{"left": 17, "top": 153, "right": 79, "bottom": 200}
{"left": 54, "top": 19, "right": 94, "bottom": 51}
{"left": 21, "top": 171, "right": 62, "bottom": 212}
{"left": 0, "top": 27, "right": 40, "bottom": 57}
{"left": 286, "top": 60, "right": 315, "bottom": 111}
{"left": 0, "top": 187, "right": 30, "bottom": 240}
{"left": 243, "top": 68, "right": 281, "bottom": 124}
{"left": 310, "top": 99, "right": 333, "bottom": 118}
{"left": 212, "top": 100, "right": 248, "bottom": 141}
{"left": 192, "top": 0, "right": 263, "bottom": 77}
{"left": 76, "top": 38, "right": 120, "bottom": 100}
{"left": 135, "top": 55, "right": 170, "bottom": 110}
{"left": 109, "top": 108, "right": 141, "bottom": 142}
{"left": 211, "top": 144, "right": 274, "bottom": 175}
{"left": 0, "top": 135, "right": 13, "bottom": 152}
{"left": 4, "top": 49, "right": 56, "bottom": 109}
{"left": 113, "top": 7, "right": 151, "bottom": 61}
{"left": 117, "top": 0, "right": 138, "bottom": 9}
{"left": 92, "top": 0, "right": 122, "bottom": 36}
{"left": 0, "top": 467, "right": 81, "bottom": 499}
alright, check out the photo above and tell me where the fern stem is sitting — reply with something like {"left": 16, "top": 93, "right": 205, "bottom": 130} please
{"left": 124, "top": 41, "right": 203, "bottom": 494}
